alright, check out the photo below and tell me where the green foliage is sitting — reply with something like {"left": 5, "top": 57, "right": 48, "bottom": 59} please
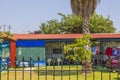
{"left": 0, "top": 32, "right": 4, "bottom": 43}
{"left": 58, "top": 13, "right": 82, "bottom": 33}
{"left": 0, "top": 31, "right": 13, "bottom": 43}
{"left": 65, "top": 34, "right": 93, "bottom": 62}
{"left": 40, "top": 19, "right": 61, "bottom": 34}
{"left": 5, "top": 31, "right": 13, "bottom": 37}
{"left": 90, "top": 13, "right": 116, "bottom": 33}
{"left": 36, "top": 13, "right": 116, "bottom": 34}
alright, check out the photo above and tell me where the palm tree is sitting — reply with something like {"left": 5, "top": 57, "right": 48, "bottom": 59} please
{"left": 71, "top": 0, "right": 100, "bottom": 34}
{"left": 70, "top": 0, "right": 101, "bottom": 73}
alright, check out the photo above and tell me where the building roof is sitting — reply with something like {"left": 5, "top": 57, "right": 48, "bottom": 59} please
{"left": 13, "top": 33, "right": 120, "bottom": 40}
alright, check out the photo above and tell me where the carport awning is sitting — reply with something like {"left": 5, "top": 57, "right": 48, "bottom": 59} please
{"left": 45, "top": 39, "right": 74, "bottom": 42}
{"left": 98, "top": 38, "right": 120, "bottom": 42}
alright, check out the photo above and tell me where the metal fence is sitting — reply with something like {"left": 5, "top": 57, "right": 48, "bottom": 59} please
{"left": 0, "top": 56, "right": 120, "bottom": 80}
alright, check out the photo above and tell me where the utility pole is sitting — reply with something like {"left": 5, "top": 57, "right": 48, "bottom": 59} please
{"left": 2, "top": 25, "right": 7, "bottom": 32}
{"left": 8, "top": 25, "right": 12, "bottom": 32}
{"left": 0, "top": 26, "right": 1, "bottom": 31}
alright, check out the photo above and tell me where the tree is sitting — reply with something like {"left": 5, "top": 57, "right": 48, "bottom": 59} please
{"left": 40, "top": 19, "right": 61, "bottom": 34}
{"left": 0, "top": 31, "right": 13, "bottom": 43}
{"left": 70, "top": 0, "right": 100, "bottom": 73}
{"left": 65, "top": 34, "right": 93, "bottom": 73}
{"left": 71, "top": 0, "right": 101, "bottom": 34}
{"left": 90, "top": 14, "right": 116, "bottom": 33}
{"left": 35, "top": 13, "right": 116, "bottom": 34}
{"left": 66, "top": 35, "right": 92, "bottom": 62}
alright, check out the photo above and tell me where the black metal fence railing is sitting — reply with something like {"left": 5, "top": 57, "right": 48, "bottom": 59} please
{"left": 0, "top": 55, "right": 120, "bottom": 80}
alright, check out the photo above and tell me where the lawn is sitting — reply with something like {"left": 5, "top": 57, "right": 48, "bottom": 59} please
{"left": 1, "top": 66, "right": 120, "bottom": 80}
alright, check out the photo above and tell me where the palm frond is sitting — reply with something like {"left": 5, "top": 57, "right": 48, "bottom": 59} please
{"left": 71, "top": 0, "right": 101, "bottom": 17}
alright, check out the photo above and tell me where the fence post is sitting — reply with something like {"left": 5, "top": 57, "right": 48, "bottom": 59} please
{"left": 14, "top": 57, "right": 17, "bottom": 80}
{"left": 76, "top": 56, "right": 78, "bottom": 80}
{"left": 68, "top": 56, "right": 70, "bottom": 80}
{"left": 22, "top": 56, "right": 25, "bottom": 80}
{"left": 45, "top": 57, "right": 47, "bottom": 80}
{"left": 37, "top": 57, "right": 40, "bottom": 80}
{"left": 30, "top": 57, "right": 32, "bottom": 80}
{"left": 0, "top": 57, "right": 1, "bottom": 72}
{"left": 0, "top": 57, "right": 2, "bottom": 80}
{"left": 61, "top": 56, "right": 63, "bottom": 80}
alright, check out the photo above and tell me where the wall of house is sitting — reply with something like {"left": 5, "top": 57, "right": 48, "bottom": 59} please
{"left": 0, "top": 43, "right": 10, "bottom": 58}
{"left": 16, "top": 47, "right": 45, "bottom": 61}
{"left": 45, "top": 42, "right": 64, "bottom": 59}
{"left": 9, "top": 37, "right": 120, "bottom": 67}
{"left": 16, "top": 40, "right": 46, "bottom": 60}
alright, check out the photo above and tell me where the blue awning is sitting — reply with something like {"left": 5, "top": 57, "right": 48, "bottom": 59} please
{"left": 16, "top": 40, "right": 46, "bottom": 47}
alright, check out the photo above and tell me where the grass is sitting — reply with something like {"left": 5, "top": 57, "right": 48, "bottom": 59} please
{"left": 1, "top": 65, "right": 120, "bottom": 80}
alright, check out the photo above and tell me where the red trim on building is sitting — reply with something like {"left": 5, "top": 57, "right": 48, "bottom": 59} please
{"left": 13, "top": 33, "right": 120, "bottom": 40}
{"left": 10, "top": 41, "right": 16, "bottom": 67}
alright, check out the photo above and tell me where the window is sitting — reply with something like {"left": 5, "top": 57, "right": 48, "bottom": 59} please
{"left": 53, "top": 48, "right": 62, "bottom": 54}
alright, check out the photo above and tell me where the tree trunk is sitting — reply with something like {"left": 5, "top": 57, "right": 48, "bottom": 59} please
{"left": 82, "top": 17, "right": 90, "bottom": 34}
{"left": 81, "top": 61, "right": 92, "bottom": 74}
{"left": 81, "top": 16, "right": 92, "bottom": 73}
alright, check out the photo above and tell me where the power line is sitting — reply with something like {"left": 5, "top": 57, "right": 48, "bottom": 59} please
{"left": 1, "top": 25, "right": 12, "bottom": 32}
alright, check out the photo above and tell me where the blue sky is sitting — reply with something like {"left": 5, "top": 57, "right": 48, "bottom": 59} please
{"left": 0, "top": 0, "right": 119, "bottom": 33}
